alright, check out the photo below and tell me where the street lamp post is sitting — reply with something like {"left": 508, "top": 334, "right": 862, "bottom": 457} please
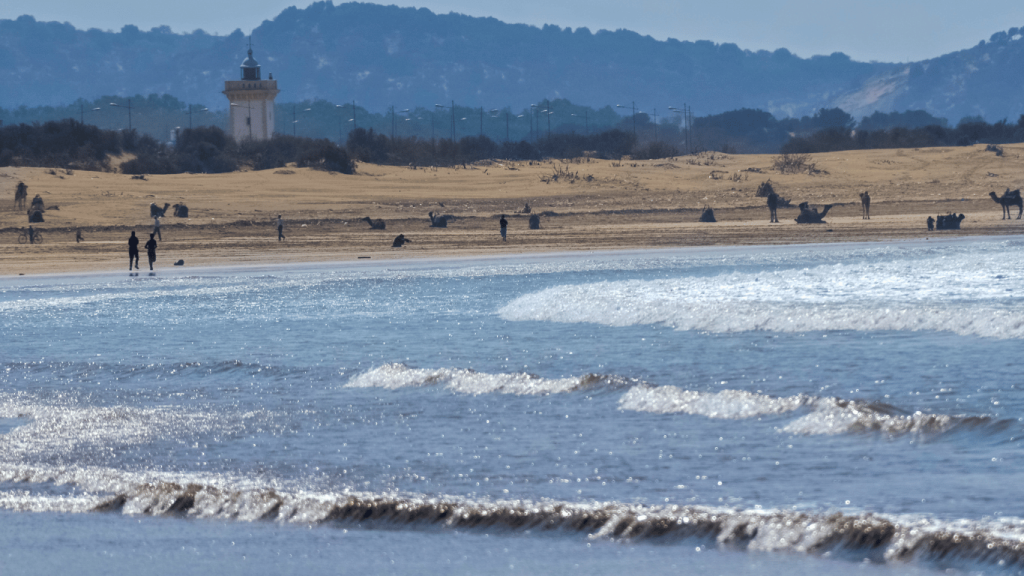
{"left": 109, "top": 99, "right": 133, "bottom": 131}
{"left": 79, "top": 103, "right": 101, "bottom": 124}
{"left": 186, "top": 105, "right": 208, "bottom": 130}
{"left": 616, "top": 101, "right": 636, "bottom": 138}
{"left": 668, "top": 104, "right": 692, "bottom": 153}
{"left": 571, "top": 111, "right": 589, "bottom": 135}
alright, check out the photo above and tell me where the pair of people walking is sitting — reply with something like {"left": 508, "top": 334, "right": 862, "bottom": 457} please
{"left": 128, "top": 231, "right": 157, "bottom": 271}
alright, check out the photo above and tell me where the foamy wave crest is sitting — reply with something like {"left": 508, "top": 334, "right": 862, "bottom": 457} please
{"left": 346, "top": 363, "right": 616, "bottom": 396}
{"left": 497, "top": 258, "right": 1024, "bottom": 339}
{"left": 3, "top": 463, "right": 1024, "bottom": 570}
{"left": 619, "top": 386, "right": 813, "bottom": 419}
{"left": 618, "top": 386, "right": 1009, "bottom": 438}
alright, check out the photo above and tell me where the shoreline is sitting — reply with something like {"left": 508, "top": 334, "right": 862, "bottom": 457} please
{"left": 1, "top": 233, "right": 1014, "bottom": 283}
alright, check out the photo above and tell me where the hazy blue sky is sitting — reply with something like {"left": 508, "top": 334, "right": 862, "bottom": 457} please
{"left": 3, "top": 0, "right": 1023, "bottom": 63}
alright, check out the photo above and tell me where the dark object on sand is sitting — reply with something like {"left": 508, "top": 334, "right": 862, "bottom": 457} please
{"left": 528, "top": 214, "right": 541, "bottom": 229}
{"left": 795, "top": 202, "right": 833, "bottom": 224}
{"left": 174, "top": 259, "right": 184, "bottom": 266}
{"left": 392, "top": 234, "right": 411, "bottom": 247}
{"left": 429, "top": 212, "right": 456, "bottom": 227}
{"left": 699, "top": 206, "right": 717, "bottom": 223}
{"left": 935, "top": 213, "right": 966, "bottom": 230}
{"left": 173, "top": 203, "right": 189, "bottom": 218}
{"left": 363, "top": 217, "right": 386, "bottom": 230}
{"left": 150, "top": 202, "right": 170, "bottom": 217}
{"left": 28, "top": 209, "right": 44, "bottom": 223}
{"left": 927, "top": 216, "right": 935, "bottom": 231}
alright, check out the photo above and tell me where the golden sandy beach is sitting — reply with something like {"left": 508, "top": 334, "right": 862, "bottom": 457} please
{"left": 2, "top": 144, "right": 1022, "bottom": 276}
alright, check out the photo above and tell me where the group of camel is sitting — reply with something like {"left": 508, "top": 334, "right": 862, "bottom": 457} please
{"left": 366, "top": 203, "right": 542, "bottom": 247}
{"left": 150, "top": 202, "right": 190, "bottom": 218}
{"left": 758, "top": 179, "right": 1019, "bottom": 229}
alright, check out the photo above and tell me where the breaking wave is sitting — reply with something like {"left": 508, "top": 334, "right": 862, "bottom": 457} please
{"left": 346, "top": 363, "right": 632, "bottom": 396}
{"left": 497, "top": 251, "right": 1024, "bottom": 339}
{"left": 2, "top": 463, "right": 1023, "bottom": 570}
{"left": 619, "top": 385, "right": 1013, "bottom": 437}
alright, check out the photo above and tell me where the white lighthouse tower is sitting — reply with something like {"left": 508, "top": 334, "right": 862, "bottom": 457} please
{"left": 223, "top": 42, "right": 279, "bottom": 141}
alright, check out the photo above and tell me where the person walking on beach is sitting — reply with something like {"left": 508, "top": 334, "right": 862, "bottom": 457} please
{"left": 144, "top": 233, "right": 157, "bottom": 271}
{"left": 153, "top": 215, "right": 162, "bottom": 241}
{"left": 277, "top": 215, "right": 285, "bottom": 241}
{"left": 128, "top": 231, "right": 140, "bottom": 270}
{"left": 499, "top": 215, "right": 508, "bottom": 242}
{"left": 75, "top": 229, "right": 83, "bottom": 243}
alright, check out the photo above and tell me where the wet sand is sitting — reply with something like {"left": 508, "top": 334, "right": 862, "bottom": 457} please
{"left": 2, "top": 145, "right": 1022, "bottom": 276}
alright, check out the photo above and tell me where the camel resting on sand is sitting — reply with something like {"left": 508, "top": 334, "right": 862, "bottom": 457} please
{"left": 392, "top": 234, "right": 411, "bottom": 247}
{"left": 173, "top": 203, "right": 189, "bottom": 218}
{"left": 795, "top": 202, "right": 833, "bottom": 224}
{"left": 428, "top": 212, "right": 456, "bottom": 227}
{"left": 860, "top": 191, "right": 871, "bottom": 219}
{"left": 150, "top": 202, "right": 170, "bottom": 218}
{"left": 990, "top": 188, "right": 1022, "bottom": 219}
{"left": 363, "top": 217, "right": 386, "bottom": 230}
{"left": 699, "top": 206, "right": 717, "bottom": 223}
{"left": 528, "top": 214, "right": 540, "bottom": 229}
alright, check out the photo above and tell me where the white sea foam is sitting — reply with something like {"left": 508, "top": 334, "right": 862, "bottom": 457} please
{"left": 498, "top": 248, "right": 1024, "bottom": 339}
{"left": 346, "top": 363, "right": 601, "bottom": 395}
{"left": 618, "top": 385, "right": 1003, "bottom": 437}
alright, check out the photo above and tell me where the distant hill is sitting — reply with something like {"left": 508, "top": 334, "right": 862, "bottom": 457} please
{"left": 1, "top": 2, "right": 1022, "bottom": 122}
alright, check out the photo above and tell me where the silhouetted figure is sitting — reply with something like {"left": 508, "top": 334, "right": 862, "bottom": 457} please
{"left": 277, "top": 215, "right": 285, "bottom": 241}
{"left": 153, "top": 215, "right": 162, "bottom": 241}
{"left": 860, "top": 191, "right": 871, "bottom": 219}
{"left": 28, "top": 225, "right": 35, "bottom": 244}
{"left": 14, "top": 182, "right": 27, "bottom": 210}
{"left": 926, "top": 216, "right": 935, "bottom": 231}
{"left": 767, "top": 191, "right": 779, "bottom": 223}
{"left": 499, "top": 215, "right": 508, "bottom": 241}
{"left": 75, "top": 229, "right": 83, "bottom": 243}
{"left": 145, "top": 233, "right": 157, "bottom": 271}
{"left": 128, "top": 231, "right": 140, "bottom": 270}
{"left": 392, "top": 234, "right": 411, "bottom": 247}
{"left": 529, "top": 214, "right": 541, "bottom": 229}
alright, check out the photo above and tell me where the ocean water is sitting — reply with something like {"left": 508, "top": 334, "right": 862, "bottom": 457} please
{"left": 1, "top": 238, "right": 1023, "bottom": 575}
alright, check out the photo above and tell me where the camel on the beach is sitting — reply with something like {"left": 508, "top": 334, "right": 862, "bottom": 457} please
{"left": 363, "top": 217, "right": 386, "bottom": 230}
{"left": 14, "top": 182, "right": 27, "bottom": 210}
{"left": 699, "top": 206, "right": 717, "bottom": 223}
{"left": 528, "top": 214, "right": 540, "bottom": 229}
{"left": 795, "top": 202, "right": 833, "bottom": 224}
{"left": 173, "top": 203, "right": 189, "bottom": 218}
{"left": 150, "top": 202, "right": 170, "bottom": 218}
{"left": 936, "top": 213, "right": 966, "bottom": 230}
{"left": 860, "top": 191, "right": 871, "bottom": 219}
{"left": 428, "top": 212, "right": 456, "bottom": 227}
{"left": 989, "top": 189, "right": 1022, "bottom": 220}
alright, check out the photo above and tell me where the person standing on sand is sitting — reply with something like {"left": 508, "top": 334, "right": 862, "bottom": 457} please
{"left": 153, "top": 215, "right": 162, "bottom": 241}
{"left": 128, "top": 231, "right": 140, "bottom": 270}
{"left": 145, "top": 233, "right": 157, "bottom": 271}
{"left": 75, "top": 229, "right": 83, "bottom": 243}
{"left": 28, "top": 225, "right": 35, "bottom": 244}
{"left": 277, "top": 215, "right": 285, "bottom": 241}
{"left": 499, "top": 215, "right": 508, "bottom": 242}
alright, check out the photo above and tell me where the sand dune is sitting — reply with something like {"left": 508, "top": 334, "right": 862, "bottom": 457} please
{"left": 1, "top": 145, "right": 1022, "bottom": 275}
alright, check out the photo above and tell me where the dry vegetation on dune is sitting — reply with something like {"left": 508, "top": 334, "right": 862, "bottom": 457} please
{"left": 1, "top": 144, "right": 1023, "bottom": 275}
